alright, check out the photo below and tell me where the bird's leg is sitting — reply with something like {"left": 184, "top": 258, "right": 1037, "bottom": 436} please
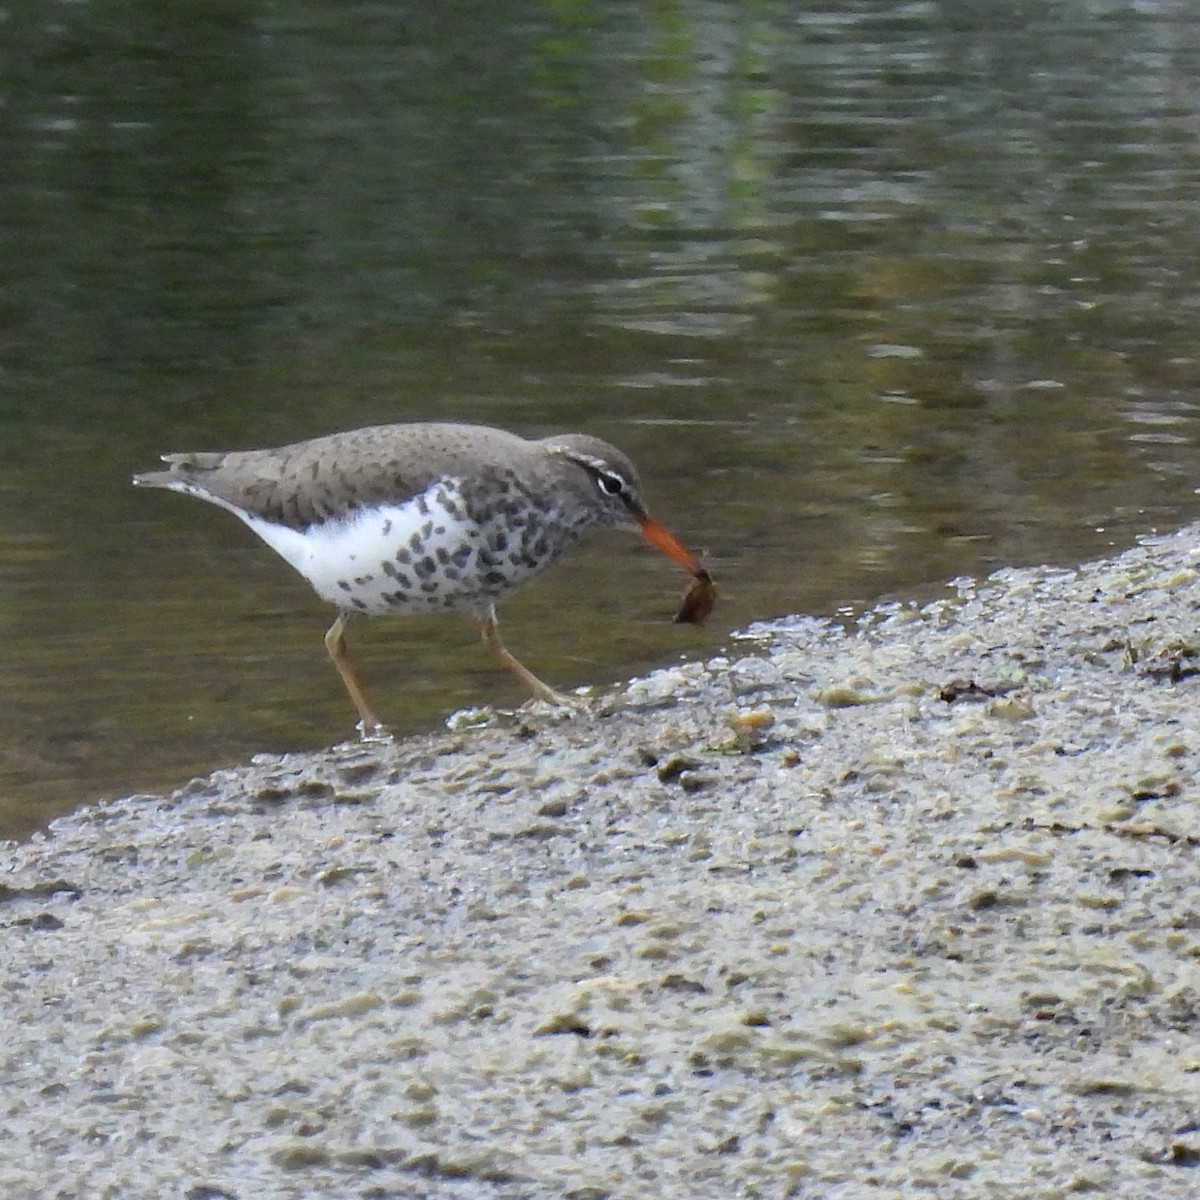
{"left": 477, "top": 608, "right": 580, "bottom": 708}
{"left": 324, "top": 613, "right": 389, "bottom": 739}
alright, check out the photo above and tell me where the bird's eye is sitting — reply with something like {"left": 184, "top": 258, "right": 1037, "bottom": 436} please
{"left": 596, "top": 472, "right": 625, "bottom": 497}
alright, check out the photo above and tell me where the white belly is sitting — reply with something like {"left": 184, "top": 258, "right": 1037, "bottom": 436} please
{"left": 164, "top": 477, "right": 571, "bottom": 616}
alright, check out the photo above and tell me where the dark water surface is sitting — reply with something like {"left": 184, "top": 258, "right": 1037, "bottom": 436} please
{"left": 5, "top": 1, "right": 1200, "bottom": 835}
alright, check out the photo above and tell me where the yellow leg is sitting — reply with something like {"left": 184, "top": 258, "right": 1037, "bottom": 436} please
{"left": 477, "top": 608, "right": 579, "bottom": 708}
{"left": 324, "top": 613, "right": 387, "bottom": 737}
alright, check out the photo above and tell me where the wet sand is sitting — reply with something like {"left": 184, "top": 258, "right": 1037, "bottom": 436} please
{"left": 3, "top": 527, "right": 1199, "bottom": 1199}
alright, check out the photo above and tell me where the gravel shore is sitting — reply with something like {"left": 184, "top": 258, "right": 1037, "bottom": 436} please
{"left": 4, "top": 528, "right": 1200, "bottom": 1200}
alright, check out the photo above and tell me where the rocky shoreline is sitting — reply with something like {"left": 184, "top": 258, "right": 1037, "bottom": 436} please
{"left": 3, "top": 528, "right": 1200, "bottom": 1199}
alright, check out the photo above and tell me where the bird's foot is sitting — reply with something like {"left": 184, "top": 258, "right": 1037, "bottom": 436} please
{"left": 530, "top": 686, "right": 587, "bottom": 712}
{"left": 356, "top": 719, "right": 393, "bottom": 744}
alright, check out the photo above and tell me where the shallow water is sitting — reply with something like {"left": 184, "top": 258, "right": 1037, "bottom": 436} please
{"left": 4, "top": 0, "right": 1200, "bottom": 834}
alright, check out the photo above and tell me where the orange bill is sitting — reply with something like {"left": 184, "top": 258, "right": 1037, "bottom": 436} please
{"left": 637, "top": 514, "right": 704, "bottom": 576}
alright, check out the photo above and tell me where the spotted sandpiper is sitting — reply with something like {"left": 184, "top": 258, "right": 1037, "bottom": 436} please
{"left": 133, "top": 421, "right": 714, "bottom": 735}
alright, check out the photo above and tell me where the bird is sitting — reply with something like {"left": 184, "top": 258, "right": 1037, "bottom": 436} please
{"left": 133, "top": 420, "right": 714, "bottom": 735}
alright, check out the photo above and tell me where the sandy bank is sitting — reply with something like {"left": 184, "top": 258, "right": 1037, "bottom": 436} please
{"left": 3, "top": 528, "right": 1199, "bottom": 1199}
